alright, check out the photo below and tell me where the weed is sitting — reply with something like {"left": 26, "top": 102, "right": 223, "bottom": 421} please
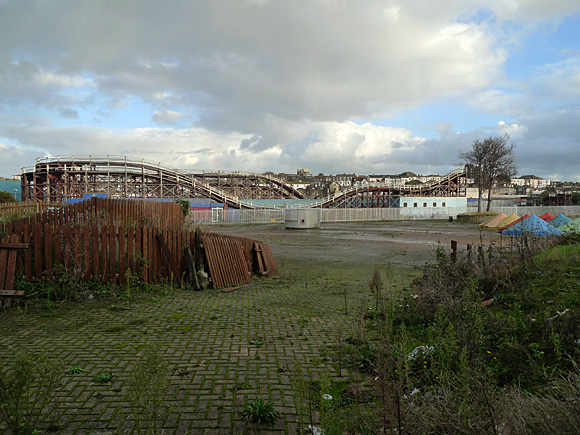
{"left": 66, "top": 366, "right": 83, "bottom": 375}
{"left": 249, "top": 339, "right": 264, "bottom": 346}
{"left": 126, "top": 343, "right": 169, "bottom": 434}
{"left": 104, "top": 324, "right": 126, "bottom": 333}
{"left": 241, "top": 398, "right": 278, "bottom": 425}
{"left": 92, "top": 373, "right": 113, "bottom": 384}
{"left": 0, "top": 349, "right": 63, "bottom": 434}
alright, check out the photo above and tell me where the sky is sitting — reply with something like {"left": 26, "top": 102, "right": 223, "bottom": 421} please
{"left": 1, "top": 1, "right": 580, "bottom": 181}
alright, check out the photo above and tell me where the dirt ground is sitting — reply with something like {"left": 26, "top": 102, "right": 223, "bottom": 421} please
{"left": 213, "top": 220, "right": 503, "bottom": 267}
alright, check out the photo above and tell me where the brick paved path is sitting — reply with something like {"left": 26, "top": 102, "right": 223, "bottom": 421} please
{"left": 2, "top": 222, "right": 481, "bottom": 434}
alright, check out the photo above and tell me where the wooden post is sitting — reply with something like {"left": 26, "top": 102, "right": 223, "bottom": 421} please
{"left": 450, "top": 240, "right": 457, "bottom": 263}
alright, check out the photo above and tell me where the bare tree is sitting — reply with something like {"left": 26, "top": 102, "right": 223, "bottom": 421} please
{"left": 459, "top": 134, "right": 517, "bottom": 212}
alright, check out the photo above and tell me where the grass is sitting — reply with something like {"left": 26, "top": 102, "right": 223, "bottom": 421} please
{"left": 241, "top": 398, "right": 278, "bottom": 425}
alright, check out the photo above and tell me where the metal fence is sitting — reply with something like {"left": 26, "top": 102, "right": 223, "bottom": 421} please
{"left": 187, "top": 204, "right": 580, "bottom": 226}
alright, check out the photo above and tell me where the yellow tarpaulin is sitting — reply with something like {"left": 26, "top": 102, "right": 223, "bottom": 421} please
{"left": 490, "top": 213, "right": 520, "bottom": 230}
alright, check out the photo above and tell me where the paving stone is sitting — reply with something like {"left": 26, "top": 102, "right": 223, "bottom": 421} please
{"left": 0, "top": 221, "right": 436, "bottom": 434}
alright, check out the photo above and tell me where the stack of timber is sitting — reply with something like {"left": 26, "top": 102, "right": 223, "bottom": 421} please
{"left": 199, "top": 232, "right": 279, "bottom": 289}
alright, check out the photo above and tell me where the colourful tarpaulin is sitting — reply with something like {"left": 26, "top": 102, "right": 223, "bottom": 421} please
{"left": 549, "top": 214, "right": 573, "bottom": 228}
{"left": 478, "top": 213, "right": 502, "bottom": 227}
{"left": 491, "top": 213, "right": 520, "bottom": 230}
{"left": 479, "top": 212, "right": 507, "bottom": 229}
{"left": 499, "top": 213, "right": 530, "bottom": 232}
{"left": 560, "top": 218, "right": 580, "bottom": 234}
{"left": 501, "top": 214, "right": 564, "bottom": 236}
{"left": 540, "top": 212, "right": 555, "bottom": 222}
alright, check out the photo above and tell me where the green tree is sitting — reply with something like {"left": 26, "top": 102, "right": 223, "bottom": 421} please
{"left": 0, "top": 190, "right": 17, "bottom": 203}
{"left": 174, "top": 199, "right": 190, "bottom": 217}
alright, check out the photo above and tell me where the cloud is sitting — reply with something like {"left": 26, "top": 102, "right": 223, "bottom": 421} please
{"left": 1, "top": 1, "right": 580, "bottom": 181}
{"left": 0, "top": 1, "right": 509, "bottom": 126}
{"left": 151, "top": 110, "right": 186, "bottom": 125}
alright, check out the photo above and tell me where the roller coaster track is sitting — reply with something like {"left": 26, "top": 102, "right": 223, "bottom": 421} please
{"left": 302, "top": 167, "right": 467, "bottom": 208}
{"left": 20, "top": 155, "right": 304, "bottom": 209}
{"left": 20, "top": 155, "right": 466, "bottom": 209}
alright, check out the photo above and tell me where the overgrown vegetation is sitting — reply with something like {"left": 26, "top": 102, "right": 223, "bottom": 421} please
{"left": 324, "top": 233, "right": 580, "bottom": 434}
{"left": 174, "top": 199, "right": 190, "bottom": 217}
{"left": 126, "top": 343, "right": 169, "bottom": 434}
{"left": 0, "top": 349, "right": 63, "bottom": 434}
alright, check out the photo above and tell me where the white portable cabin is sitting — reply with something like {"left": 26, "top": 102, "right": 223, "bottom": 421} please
{"left": 284, "top": 209, "right": 321, "bottom": 229}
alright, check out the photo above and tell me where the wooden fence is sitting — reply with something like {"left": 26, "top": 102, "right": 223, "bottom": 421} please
{"left": 5, "top": 197, "right": 184, "bottom": 229}
{"left": 2, "top": 222, "right": 193, "bottom": 286}
{"left": 1, "top": 223, "right": 278, "bottom": 290}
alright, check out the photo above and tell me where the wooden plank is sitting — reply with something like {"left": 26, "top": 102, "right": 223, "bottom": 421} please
{"left": 119, "top": 226, "right": 126, "bottom": 284}
{"left": 5, "top": 234, "right": 19, "bottom": 290}
{"left": 83, "top": 226, "right": 91, "bottom": 281}
{"left": 109, "top": 225, "right": 117, "bottom": 284}
{"left": 34, "top": 223, "right": 43, "bottom": 280}
{"left": 63, "top": 225, "right": 73, "bottom": 272}
{"left": 142, "top": 226, "right": 149, "bottom": 284}
{"left": 101, "top": 225, "right": 108, "bottom": 283}
{"left": 0, "top": 243, "right": 30, "bottom": 249}
{"left": 0, "top": 290, "right": 25, "bottom": 296}
{"left": 92, "top": 225, "right": 99, "bottom": 280}
{"left": 0, "top": 235, "right": 8, "bottom": 289}
{"left": 157, "top": 234, "right": 183, "bottom": 286}
{"left": 44, "top": 223, "right": 53, "bottom": 278}
{"left": 74, "top": 225, "right": 82, "bottom": 272}
{"left": 23, "top": 224, "right": 32, "bottom": 281}
{"left": 151, "top": 227, "right": 158, "bottom": 282}
{"left": 127, "top": 226, "right": 134, "bottom": 276}
{"left": 147, "top": 227, "right": 156, "bottom": 284}
{"left": 53, "top": 226, "right": 63, "bottom": 279}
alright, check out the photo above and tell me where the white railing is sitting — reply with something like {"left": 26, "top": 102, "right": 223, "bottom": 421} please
{"left": 188, "top": 206, "right": 467, "bottom": 225}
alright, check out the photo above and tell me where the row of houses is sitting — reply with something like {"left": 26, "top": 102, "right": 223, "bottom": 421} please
{"left": 276, "top": 169, "right": 555, "bottom": 198}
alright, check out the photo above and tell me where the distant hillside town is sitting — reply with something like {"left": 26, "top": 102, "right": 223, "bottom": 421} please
{"left": 272, "top": 169, "right": 580, "bottom": 206}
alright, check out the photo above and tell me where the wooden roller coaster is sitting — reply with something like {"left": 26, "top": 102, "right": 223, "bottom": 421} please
{"left": 20, "top": 156, "right": 467, "bottom": 209}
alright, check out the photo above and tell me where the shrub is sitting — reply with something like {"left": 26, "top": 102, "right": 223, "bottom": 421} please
{"left": 0, "top": 349, "right": 63, "bottom": 434}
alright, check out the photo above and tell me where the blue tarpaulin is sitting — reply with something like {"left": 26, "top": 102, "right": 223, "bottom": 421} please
{"left": 501, "top": 214, "right": 564, "bottom": 236}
